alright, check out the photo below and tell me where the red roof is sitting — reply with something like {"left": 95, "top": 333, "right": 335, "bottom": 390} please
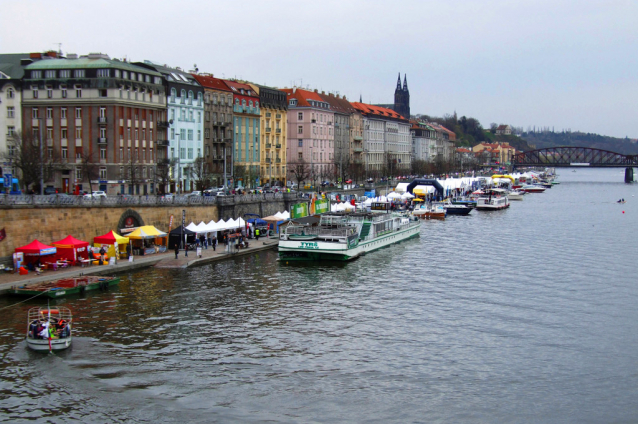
{"left": 280, "top": 88, "right": 327, "bottom": 108}
{"left": 222, "top": 80, "right": 258, "bottom": 98}
{"left": 15, "top": 239, "right": 57, "bottom": 255}
{"left": 351, "top": 102, "right": 407, "bottom": 121}
{"left": 51, "top": 235, "right": 89, "bottom": 248}
{"left": 191, "top": 74, "right": 232, "bottom": 92}
{"left": 456, "top": 148, "right": 472, "bottom": 153}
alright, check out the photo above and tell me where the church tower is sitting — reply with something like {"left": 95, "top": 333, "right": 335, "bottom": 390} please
{"left": 394, "top": 73, "right": 410, "bottom": 119}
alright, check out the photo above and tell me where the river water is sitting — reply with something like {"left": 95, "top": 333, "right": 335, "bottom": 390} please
{"left": 1, "top": 168, "right": 637, "bottom": 423}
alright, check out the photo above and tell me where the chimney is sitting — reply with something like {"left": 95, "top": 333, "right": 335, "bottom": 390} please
{"left": 29, "top": 53, "right": 42, "bottom": 59}
{"left": 343, "top": 95, "right": 347, "bottom": 100}
{"left": 67, "top": 53, "right": 78, "bottom": 59}
{"left": 314, "top": 89, "right": 318, "bottom": 93}
{"left": 321, "top": 91, "right": 325, "bottom": 94}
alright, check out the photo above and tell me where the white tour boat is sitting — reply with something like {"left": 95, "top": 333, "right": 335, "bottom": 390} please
{"left": 476, "top": 188, "right": 510, "bottom": 210}
{"left": 278, "top": 203, "right": 421, "bottom": 261}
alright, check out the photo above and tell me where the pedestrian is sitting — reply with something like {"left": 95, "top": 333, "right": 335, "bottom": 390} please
{"left": 200, "top": 234, "right": 206, "bottom": 249}
{"left": 255, "top": 228, "right": 260, "bottom": 241}
{"left": 184, "top": 243, "right": 188, "bottom": 257}
{"left": 212, "top": 236, "right": 217, "bottom": 251}
{"left": 174, "top": 243, "right": 179, "bottom": 259}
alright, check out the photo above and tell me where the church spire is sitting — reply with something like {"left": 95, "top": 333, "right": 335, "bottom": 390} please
{"left": 359, "top": 94, "right": 362, "bottom": 103}
{"left": 396, "top": 72, "right": 402, "bottom": 91}
{"left": 403, "top": 74, "right": 408, "bottom": 91}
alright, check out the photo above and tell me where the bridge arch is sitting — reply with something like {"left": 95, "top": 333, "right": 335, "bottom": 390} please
{"left": 512, "top": 147, "right": 637, "bottom": 168}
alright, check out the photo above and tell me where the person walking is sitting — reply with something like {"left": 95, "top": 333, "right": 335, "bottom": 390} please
{"left": 255, "top": 228, "right": 260, "bottom": 241}
{"left": 174, "top": 243, "right": 179, "bottom": 259}
{"left": 200, "top": 234, "right": 206, "bottom": 249}
{"left": 212, "top": 236, "right": 217, "bottom": 251}
{"left": 184, "top": 243, "right": 188, "bottom": 257}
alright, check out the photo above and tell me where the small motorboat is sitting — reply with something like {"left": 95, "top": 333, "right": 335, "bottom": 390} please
{"left": 26, "top": 306, "right": 73, "bottom": 352}
{"left": 412, "top": 202, "right": 446, "bottom": 220}
{"left": 508, "top": 190, "right": 526, "bottom": 200}
{"left": 617, "top": 199, "right": 626, "bottom": 204}
{"left": 521, "top": 184, "right": 546, "bottom": 193}
{"left": 441, "top": 200, "right": 472, "bottom": 215}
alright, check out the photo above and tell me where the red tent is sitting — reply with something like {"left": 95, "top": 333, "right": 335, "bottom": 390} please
{"left": 15, "top": 239, "right": 57, "bottom": 265}
{"left": 51, "top": 235, "right": 89, "bottom": 262}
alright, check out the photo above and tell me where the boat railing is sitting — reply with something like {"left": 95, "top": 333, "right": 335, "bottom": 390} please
{"left": 286, "top": 226, "right": 354, "bottom": 238}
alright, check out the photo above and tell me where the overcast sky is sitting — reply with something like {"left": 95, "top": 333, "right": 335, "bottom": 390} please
{"left": 2, "top": 0, "right": 637, "bottom": 138}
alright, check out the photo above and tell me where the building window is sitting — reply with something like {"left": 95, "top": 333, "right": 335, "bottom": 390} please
{"left": 197, "top": 130, "right": 201, "bottom": 141}
{"left": 31, "top": 71, "right": 42, "bottom": 78}
{"left": 99, "top": 167, "right": 107, "bottom": 179}
{"left": 32, "top": 108, "right": 39, "bottom": 119}
{"left": 197, "top": 112, "right": 201, "bottom": 123}
{"left": 298, "top": 125, "right": 303, "bottom": 134}
{"left": 75, "top": 168, "right": 82, "bottom": 180}
{"left": 75, "top": 127, "right": 82, "bottom": 139}
{"left": 61, "top": 85, "right": 67, "bottom": 98}
{"left": 188, "top": 148, "right": 193, "bottom": 159}
{"left": 298, "top": 152, "right": 303, "bottom": 160}
{"left": 171, "top": 128, "right": 175, "bottom": 140}
{"left": 46, "top": 127, "right": 53, "bottom": 140}
{"left": 61, "top": 108, "right": 67, "bottom": 119}
{"left": 75, "top": 108, "right": 82, "bottom": 119}
{"left": 7, "top": 126, "right": 15, "bottom": 137}
{"left": 47, "top": 86, "right": 53, "bottom": 98}
{"left": 298, "top": 112, "right": 303, "bottom": 120}
{"left": 46, "top": 108, "right": 52, "bottom": 119}
{"left": 61, "top": 128, "right": 68, "bottom": 139}
{"left": 298, "top": 139, "right": 303, "bottom": 147}
{"left": 188, "top": 130, "right": 193, "bottom": 140}
{"left": 62, "top": 147, "right": 67, "bottom": 158}
{"left": 73, "top": 69, "right": 85, "bottom": 78}
{"left": 180, "top": 148, "right": 185, "bottom": 159}
{"left": 59, "top": 70, "right": 70, "bottom": 78}
{"left": 32, "top": 86, "right": 38, "bottom": 99}
{"left": 7, "top": 107, "right": 14, "bottom": 118}
{"left": 75, "top": 86, "right": 82, "bottom": 98}
{"left": 7, "top": 88, "right": 14, "bottom": 99}
{"left": 205, "top": 128, "right": 210, "bottom": 138}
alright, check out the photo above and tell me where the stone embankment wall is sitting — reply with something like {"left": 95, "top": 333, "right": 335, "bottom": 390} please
{"left": 0, "top": 193, "right": 309, "bottom": 264}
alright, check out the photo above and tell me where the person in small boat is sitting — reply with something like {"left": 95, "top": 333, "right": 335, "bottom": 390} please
{"left": 29, "top": 320, "right": 39, "bottom": 338}
{"left": 56, "top": 320, "right": 70, "bottom": 338}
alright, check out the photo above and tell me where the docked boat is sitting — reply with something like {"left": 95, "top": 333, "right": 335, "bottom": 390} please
{"left": 521, "top": 184, "right": 546, "bottom": 193}
{"left": 476, "top": 188, "right": 510, "bottom": 210}
{"left": 441, "top": 200, "right": 472, "bottom": 215}
{"left": 278, "top": 205, "right": 420, "bottom": 261}
{"left": 26, "top": 306, "right": 73, "bottom": 352}
{"left": 413, "top": 202, "right": 446, "bottom": 220}
{"left": 10, "top": 276, "right": 120, "bottom": 298}
{"left": 451, "top": 198, "right": 477, "bottom": 209}
{"left": 508, "top": 190, "right": 526, "bottom": 200}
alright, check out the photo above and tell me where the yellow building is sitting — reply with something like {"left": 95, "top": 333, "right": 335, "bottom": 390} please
{"left": 250, "top": 84, "right": 288, "bottom": 186}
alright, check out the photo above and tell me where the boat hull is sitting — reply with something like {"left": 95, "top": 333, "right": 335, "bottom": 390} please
{"left": 279, "top": 223, "right": 420, "bottom": 261}
{"left": 27, "top": 336, "right": 72, "bottom": 352}
{"left": 476, "top": 203, "right": 510, "bottom": 210}
{"left": 11, "top": 276, "right": 120, "bottom": 298}
{"left": 444, "top": 206, "right": 472, "bottom": 215}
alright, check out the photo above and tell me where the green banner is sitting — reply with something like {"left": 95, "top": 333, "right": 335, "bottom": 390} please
{"left": 291, "top": 202, "right": 308, "bottom": 219}
{"left": 315, "top": 199, "right": 329, "bottom": 214}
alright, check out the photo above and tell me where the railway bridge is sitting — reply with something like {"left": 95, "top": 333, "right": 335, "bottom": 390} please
{"left": 512, "top": 147, "right": 638, "bottom": 182}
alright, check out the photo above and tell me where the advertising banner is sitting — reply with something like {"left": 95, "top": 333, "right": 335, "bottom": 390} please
{"left": 315, "top": 199, "right": 329, "bottom": 214}
{"left": 291, "top": 202, "right": 308, "bottom": 219}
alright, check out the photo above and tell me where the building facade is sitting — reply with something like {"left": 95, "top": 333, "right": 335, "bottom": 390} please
{"left": 282, "top": 88, "right": 335, "bottom": 186}
{"left": 223, "top": 80, "right": 261, "bottom": 188}
{"left": 318, "top": 92, "right": 357, "bottom": 182}
{"left": 351, "top": 102, "right": 411, "bottom": 175}
{"left": 410, "top": 120, "right": 437, "bottom": 162}
{"left": 249, "top": 84, "right": 288, "bottom": 186}
{"left": 192, "top": 73, "right": 233, "bottom": 188}
{"left": 21, "top": 53, "right": 167, "bottom": 195}
{"left": 136, "top": 61, "right": 203, "bottom": 193}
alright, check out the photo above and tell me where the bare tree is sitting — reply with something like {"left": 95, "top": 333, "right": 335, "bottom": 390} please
{"left": 191, "top": 156, "right": 211, "bottom": 191}
{"left": 288, "top": 159, "right": 311, "bottom": 189}
{"left": 124, "top": 153, "right": 143, "bottom": 195}
{"left": 79, "top": 151, "right": 100, "bottom": 194}
{"left": 155, "top": 158, "right": 175, "bottom": 195}
{"left": 0, "top": 131, "right": 59, "bottom": 193}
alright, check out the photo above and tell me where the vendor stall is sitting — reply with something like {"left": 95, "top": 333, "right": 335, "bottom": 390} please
{"left": 51, "top": 235, "right": 90, "bottom": 264}
{"left": 94, "top": 231, "right": 130, "bottom": 259}
{"left": 127, "top": 226, "right": 168, "bottom": 255}
{"left": 168, "top": 225, "right": 196, "bottom": 249}
{"left": 15, "top": 239, "right": 57, "bottom": 268}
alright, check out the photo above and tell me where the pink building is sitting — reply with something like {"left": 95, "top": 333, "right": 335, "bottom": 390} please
{"left": 282, "top": 88, "right": 335, "bottom": 184}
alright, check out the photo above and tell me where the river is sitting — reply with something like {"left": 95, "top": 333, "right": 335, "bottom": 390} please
{"left": 1, "top": 168, "right": 637, "bottom": 423}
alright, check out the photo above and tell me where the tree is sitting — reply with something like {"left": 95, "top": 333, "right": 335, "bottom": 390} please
{"left": 154, "top": 158, "right": 175, "bottom": 195}
{"left": 191, "top": 156, "right": 212, "bottom": 191}
{"left": 490, "top": 123, "right": 498, "bottom": 134}
{"left": 288, "top": 159, "right": 311, "bottom": 189}
{"left": 79, "top": 151, "right": 100, "bottom": 194}
{"left": 124, "top": 153, "right": 143, "bottom": 195}
{"left": 0, "top": 131, "right": 58, "bottom": 193}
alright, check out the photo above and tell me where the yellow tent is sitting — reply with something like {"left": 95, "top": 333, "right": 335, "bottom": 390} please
{"left": 127, "top": 225, "right": 168, "bottom": 239}
{"left": 93, "top": 230, "right": 129, "bottom": 259}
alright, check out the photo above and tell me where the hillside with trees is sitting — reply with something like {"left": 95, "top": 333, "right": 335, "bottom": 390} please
{"left": 520, "top": 130, "right": 638, "bottom": 154}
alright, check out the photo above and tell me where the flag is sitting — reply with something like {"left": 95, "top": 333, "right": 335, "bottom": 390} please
{"left": 0, "top": 228, "right": 5, "bottom": 242}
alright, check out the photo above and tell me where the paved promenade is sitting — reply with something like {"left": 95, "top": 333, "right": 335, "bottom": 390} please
{"left": 0, "top": 239, "right": 277, "bottom": 296}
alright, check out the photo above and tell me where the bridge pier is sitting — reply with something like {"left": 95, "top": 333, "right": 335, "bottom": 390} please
{"left": 625, "top": 167, "right": 634, "bottom": 183}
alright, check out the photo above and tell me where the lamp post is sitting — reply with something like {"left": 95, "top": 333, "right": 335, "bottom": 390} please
{"left": 39, "top": 118, "right": 44, "bottom": 195}
{"left": 176, "top": 134, "right": 181, "bottom": 194}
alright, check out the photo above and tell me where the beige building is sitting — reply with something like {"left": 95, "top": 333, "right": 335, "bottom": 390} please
{"left": 472, "top": 142, "right": 517, "bottom": 165}
{"left": 250, "top": 84, "right": 288, "bottom": 186}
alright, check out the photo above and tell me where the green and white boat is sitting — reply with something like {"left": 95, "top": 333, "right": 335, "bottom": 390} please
{"left": 278, "top": 204, "right": 421, "bottom": 261}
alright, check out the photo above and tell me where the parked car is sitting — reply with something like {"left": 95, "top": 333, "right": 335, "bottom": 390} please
{"left": 203, "top": 187, "right": 225, "bottom": 196}
{"left": 43, "top": 187, "right": 57, "bottom": 195}
{"left": 185, "top": 191, "right": 202, "bottom": 197}
{"left": 366, "top": 178, "right": 374, "bottom": 183}
{"left": 84, "top": 191, "right": 107, "bottom": 198}
{"left": 345, "top": 179, "right": 353, "bottom": 184}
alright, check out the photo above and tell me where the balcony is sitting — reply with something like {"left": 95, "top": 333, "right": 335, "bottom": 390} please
{"left": 353, "top": 148, "right": 363, "bottom": 153}
{"left": 353, "top": 136, "right": 363, "bottom": 141}
{"left": 97, "top": 137, "right": 108, "bottom": 145}
{"left": 265, "top": 143, "right": 272, "bottom": 149}
{"left": 275, "top": 128, "right": 281, "bottom": 134}
{"left": 97, "top": 117, "right": 107, "bottom": 124}
{"left": 156, "top": 140, "right": 170, "bottom": 147}
{"left": 275, "top": 144, "right": 282, "bottom": 149}
{"left": 265, "top": 127, "right": 271, "bottom": 133}
{"left": 158, "top": 120, "right": 171, "bottom": 128}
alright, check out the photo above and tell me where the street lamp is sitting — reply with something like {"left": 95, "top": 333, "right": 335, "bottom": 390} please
{"left": 38, "top": 118, "right": 44, "bottom": 195}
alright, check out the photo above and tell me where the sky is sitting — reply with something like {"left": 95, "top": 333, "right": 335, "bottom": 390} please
{"left": 2, "top": 0, "right": 637, "bottom": 138}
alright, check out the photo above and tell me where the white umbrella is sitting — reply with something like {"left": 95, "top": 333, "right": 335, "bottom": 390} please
{"left": 401, "top": 192, "right": 415, "bottom": 199}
